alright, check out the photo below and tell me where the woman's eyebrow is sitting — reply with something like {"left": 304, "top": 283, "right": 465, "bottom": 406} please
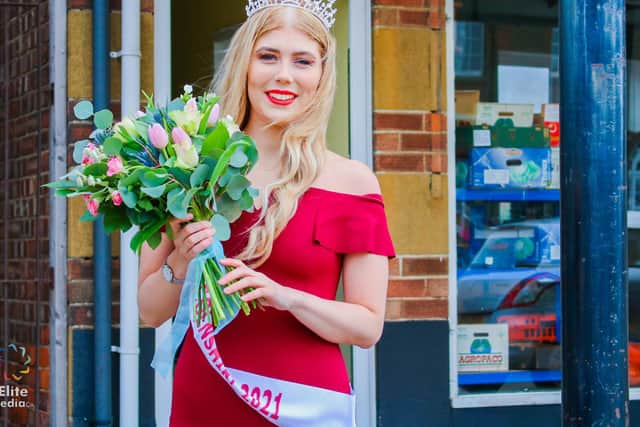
{"left": 255, "top": 46, "right": 317, "bottom": 57}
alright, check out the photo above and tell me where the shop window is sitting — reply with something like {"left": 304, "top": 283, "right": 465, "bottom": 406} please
{"left": 454, "top": 0, "right": 562, "bottom": 397}
{"left": 454, "top": 0, "right": 640, "bottom": 401}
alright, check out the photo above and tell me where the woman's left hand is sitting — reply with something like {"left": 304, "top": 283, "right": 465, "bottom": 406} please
{"left": 219, "top": 258, "right": 297, "bottom": 311}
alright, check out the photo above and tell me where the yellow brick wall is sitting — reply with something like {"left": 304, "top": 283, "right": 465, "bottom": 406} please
{"left": 373, "top": 0, "right": 449, "bottom": 320}
{"left": 67, "top": 9, "right": 154, "bottom": 258}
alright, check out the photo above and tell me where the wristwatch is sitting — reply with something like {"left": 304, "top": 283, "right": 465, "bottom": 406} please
{"left": 161, "top": 261, "right": 185, "bottom": 285}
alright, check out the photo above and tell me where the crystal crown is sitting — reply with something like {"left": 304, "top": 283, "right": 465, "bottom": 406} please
{"left": 246, "top": 0, "right": 337, "bottom": 29}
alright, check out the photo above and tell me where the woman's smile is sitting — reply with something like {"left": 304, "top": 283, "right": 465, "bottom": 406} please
{"left": 266, "top": 89, "right": 298, "bottom": 106}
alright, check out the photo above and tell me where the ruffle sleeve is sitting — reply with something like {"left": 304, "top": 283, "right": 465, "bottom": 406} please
{"left": 312, "top": 193, "right": 396, "bottom": 258}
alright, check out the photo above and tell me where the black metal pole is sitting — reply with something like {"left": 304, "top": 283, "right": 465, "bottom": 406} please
{"left": 560, "top": 0, "right": 629, "bottom": 426}
{"left": 93, "top": 0, "right": 112, "bottom": 425}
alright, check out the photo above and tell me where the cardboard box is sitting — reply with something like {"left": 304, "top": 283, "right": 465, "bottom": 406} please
{"left": 456, "top": 90, "right": 481, "bottom": 125}
{"left": 458, "top": 324, "right": 509, "bottom": 372}
{"left": 535, "top": 220, "right": 561, "bottom": 264}
{"left": 543, "top": 103, "right": 560, "bottom": 147}
{"left": 470, "top": 147, "right": 552, "bottom": 189}
{"left": 456, "top": 125, "right": 550, "bottom": 157}
{"left": 476, "top": 103, "right": 534, "bottom": 127}
{"left": 550, "top": 146, "right": 560, "bottom": 189}
{"left": 471, "top": 227, "right": 538, "bottom": 268}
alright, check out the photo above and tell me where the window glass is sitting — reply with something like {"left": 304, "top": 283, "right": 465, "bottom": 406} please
{"left": 455, "top": 0, "right": 640, "bottom": 396}
{"left": 455, "top": 0, "right": 561, "bottom": 395}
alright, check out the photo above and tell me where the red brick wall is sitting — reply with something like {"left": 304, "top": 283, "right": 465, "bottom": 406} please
{"left": 373, "top": 0, "right": 450, "bottom": 320}
{"left": 0, "top": 1, "right": 52, "bottom": 425}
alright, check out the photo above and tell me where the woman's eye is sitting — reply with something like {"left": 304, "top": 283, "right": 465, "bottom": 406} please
{"left": 259, "top": 53, "right": 277, "bottom": 61}
{"left": 295, "top": 59, "right": 313, "bottom": 66}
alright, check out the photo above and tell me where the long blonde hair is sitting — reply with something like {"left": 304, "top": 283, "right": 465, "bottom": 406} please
{"left": 211, "top": 6, "right": 337, "bottom": 267}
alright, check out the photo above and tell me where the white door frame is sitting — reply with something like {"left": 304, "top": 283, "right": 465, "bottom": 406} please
{"left": 348, "top": 1, "right": 377, "bottom": 427}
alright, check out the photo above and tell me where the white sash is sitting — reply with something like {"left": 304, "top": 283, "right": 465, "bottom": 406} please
{"left": 192, "top": 319, "right": 357, "bottom": 427}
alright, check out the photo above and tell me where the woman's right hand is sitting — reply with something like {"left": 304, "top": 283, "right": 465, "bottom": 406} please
{"left": 166, "top": 213, "right": 216, "bottom": 278}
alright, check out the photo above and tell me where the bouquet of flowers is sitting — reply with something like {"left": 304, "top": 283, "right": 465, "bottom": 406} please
{"left": 46, "top": 85, "right": 259, "bottom": 326}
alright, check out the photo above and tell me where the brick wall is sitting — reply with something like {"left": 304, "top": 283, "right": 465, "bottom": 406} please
{"left": 0, "top": 1, "right": 52, "bottom": 425}
{"left": 65, "top": 1, "right": 155, "bottom": 329}
{"left": 372, "top": 0, "right": 450, "bottom": 320}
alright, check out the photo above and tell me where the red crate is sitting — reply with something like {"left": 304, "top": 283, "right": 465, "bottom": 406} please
{"left": 496, "top": 314, "right": 558, "bottom": 343}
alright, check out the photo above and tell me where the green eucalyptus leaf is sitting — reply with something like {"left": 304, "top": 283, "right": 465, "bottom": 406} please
{"left": 140, "top": 170, "right": 168, "bottom": 187}
{"left": 55, "top": 189, "right": 80, "bottom": 197}
{"left": 216, "top": 193, "right": 243, "bottom": 222}
{"left": 83, "top": 163, "right": 108, "bottom": 177}
{"left": 229, "top": 149, "right": 248, "bottom": 168}
{"left": 130, "top": 218, "right": 166, "bottom": 253}
{"left": 147, "top": 230, "right": 162, "bottom": 249}
{"left": 190, "top": 164, "right": 211, "bottom": 188}
{"left": 206, "top": 140, "right": 252, "bottom": 196}
{"left": 218, "top": 170, "right": 232, "bottom": 187}
{"left": 46, "top": 180, "right": 78, "bottom": 190}
{"left": 119, "top": 187, "right": 138, "bottom": 208}
{"left": 73, "top": 140, "right": 90, "bottom": 164}
{"left": 240, "top": 190, "right": 255, "bottom": 211}
{"left": 94, "top": 109, "right": 114, "bottom": 130}
{"left": 227, "top": 175, "right": 250, "bottom": 201}
{"left": 141, "top": 184, "right": 167, "bottom": 199}
{"left": 74, "top": 101, "right": 94, "bottom": 120}
{"left": 103, "top": 205, "right": 131, "bottom": 234}
{"left": 103, "top": 137, "right": 123, "bottom": 155}
{"left": 211, "top": 214, "right": 231, "bottom": 241}
{"left": 167, "top": 188, "right": 189, "bottom": 218}
{"left": 167, "top": 167, "right": 191, "bottom": 188}
{"left": 137, "top": 198, "right": 154, "bottom": 211}
{"left": 120, "top": 168, "right": 145, "bottom": 186}
{"left": 201, "top": 123, "right": 229, "bottom": 158}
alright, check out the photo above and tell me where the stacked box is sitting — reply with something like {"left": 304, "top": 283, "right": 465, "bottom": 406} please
{"left": 476, "top": 103, "right": 534, "bottom": 127}
{"left": 470, "top": 147, "right": 552, "bottom": 189}
{"left": 456, "top": 125, "right": 550, "bottom": 157}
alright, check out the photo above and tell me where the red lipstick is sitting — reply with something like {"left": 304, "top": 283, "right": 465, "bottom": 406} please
{"left": 266, "top": 89, "right": 297, "bottom": 106}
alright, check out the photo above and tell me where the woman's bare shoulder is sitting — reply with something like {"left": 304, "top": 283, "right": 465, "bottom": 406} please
{"left": 316, "top": 151, "right": 382, "bottom": 196}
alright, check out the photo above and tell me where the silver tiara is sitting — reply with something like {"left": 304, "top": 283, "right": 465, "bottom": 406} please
{"left": 246, "top": 0, "right": 337, "bottom": 29}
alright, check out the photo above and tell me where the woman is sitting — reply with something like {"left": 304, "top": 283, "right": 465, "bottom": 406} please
{"left": 138, "top": 2, "right": 395, "bottom": 426}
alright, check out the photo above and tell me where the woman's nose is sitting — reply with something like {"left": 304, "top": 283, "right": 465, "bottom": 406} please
{"left": 275, "top": 62, "right": 293, "bottom": 84}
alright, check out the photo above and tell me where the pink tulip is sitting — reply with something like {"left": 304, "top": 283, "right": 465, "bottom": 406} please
{"left": 148, "top": 123, "right": 169, "bottom": 149}
{"left": 111, "top": 191, "right": 123, "bottom": 206}
{"left": 82, "top": 154, "right": 95, "bottom": 165}
{"left": 185, "top": 98, "right": 198, "bottom": 113}
{"left": 171, "top": 127, "right": 192, "bottom": 147}
{"left": 86, "top": 198, "right": 99, "bottom": 216}
{"left": 207, "top": 103, "right": 220, "bottom": 127}
{"left": 107, "top": 156, "right": 124, "bottom": 176}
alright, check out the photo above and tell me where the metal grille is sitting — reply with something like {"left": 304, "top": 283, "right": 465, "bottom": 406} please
{"left": 0, "top": 1, "right": 49, "bottom": 425}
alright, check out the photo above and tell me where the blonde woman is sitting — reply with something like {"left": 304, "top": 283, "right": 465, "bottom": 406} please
{"left": 138, "top": 2, "right": 395, "bottom": 425}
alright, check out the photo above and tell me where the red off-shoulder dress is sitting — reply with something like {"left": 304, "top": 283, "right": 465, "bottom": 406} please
{"left": 170, "top": 187, "right": 395, "bottom": 426}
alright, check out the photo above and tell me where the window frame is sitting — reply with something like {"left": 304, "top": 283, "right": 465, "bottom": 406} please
{"left": 447, "top": 0, "right": 639, "bottom": 407}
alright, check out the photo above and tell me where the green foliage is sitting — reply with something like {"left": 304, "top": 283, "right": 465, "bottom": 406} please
{"left": 103, "top": 137, "right": 123, "bottom": 155}
{"left": 74, "top": 101, "right": 94, "bottom": 120}
{"left": 94, "top": 109, "right": 114, "bottom": 130}
{"left": 73, "top": 140, "right": 91, "bottom": 164}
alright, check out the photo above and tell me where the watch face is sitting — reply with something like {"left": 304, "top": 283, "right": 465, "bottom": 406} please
{"left": 162, "top": 263, "right": 173, "bottom": 282}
